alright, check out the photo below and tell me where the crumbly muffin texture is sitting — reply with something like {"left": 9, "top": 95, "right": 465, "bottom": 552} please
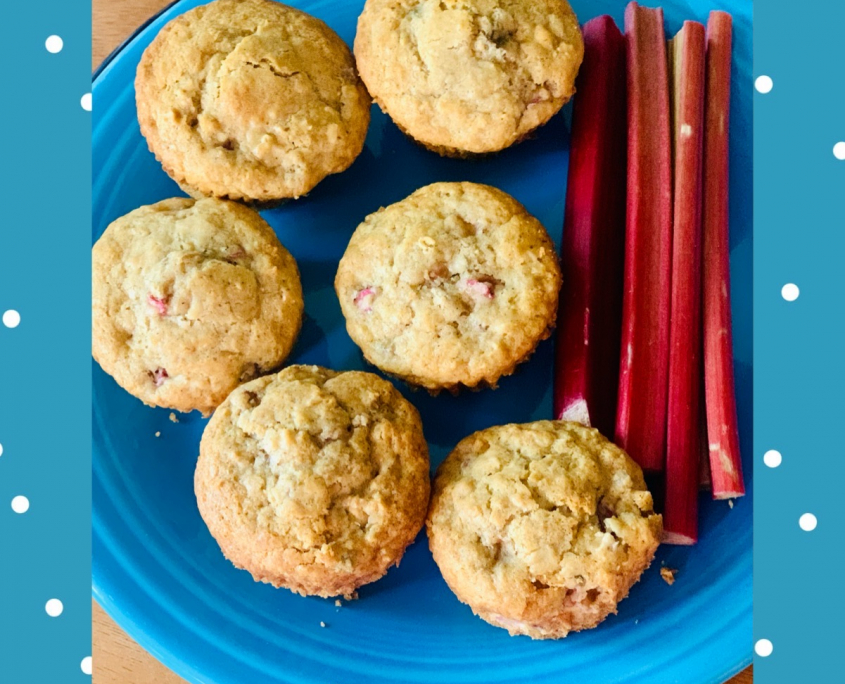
{"left": 355, "top": 0, "right": 583, "bottom": 155}
{"left": 195, "top": 365, "right": 431, "bottom": 598}
{"left": 427, "top": 421, "right": 662, "bottom": 639}
{"left": 335, "top": 182, "right": 561, "bottom": 392}
{"left": 136, "top": 0, "right": 371, "bottom": 202}
{"left": 92, "top": 197, "right": 303, "bottom": 415}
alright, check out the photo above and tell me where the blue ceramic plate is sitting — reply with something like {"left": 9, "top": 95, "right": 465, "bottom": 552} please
{"left": 92, "top": 1, "right": 753, "bottom": 682}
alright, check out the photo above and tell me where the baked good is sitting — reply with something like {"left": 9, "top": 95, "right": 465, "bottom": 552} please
{"left": 195, "top": 365, "right": 431, "bottom": 597}
{"left": 136, "top": 0, "right": 371, "bottom": 202}
{"left": 335, "top": 182, "right": 561, "bottom": 392}
{"left": 354, "top": 0, "right": 583, "bottom": 156}
{"left": 427, "top": 420, "right": 662, "bottom": 638}
{"left": 92, "top": 197, "right": 303, "bottom": 415}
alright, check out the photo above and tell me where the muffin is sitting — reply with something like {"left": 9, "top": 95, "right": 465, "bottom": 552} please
{"left": 427, "top": 421, "right": 662, "bottom": 639}
{"left": 135, "top": 0, "right": 371, "bottom": 202}
{"left": 354, "top": 0, "right": 584, "bottom": 156}
{"left": 195, "top": 365, "right": 431, "bottom": 597}
{"left": 335, "top": 182, "right": 561, "bottom": 392}
{"left": 92, "top": 197, "right": 303, "bottom": 415}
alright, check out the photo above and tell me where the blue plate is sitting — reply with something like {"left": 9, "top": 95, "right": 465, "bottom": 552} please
{"left": 93, "top": 1, "right": 753, "bottom": 682}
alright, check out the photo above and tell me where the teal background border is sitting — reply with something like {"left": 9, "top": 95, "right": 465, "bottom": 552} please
{"left": 0, "top": 0, "right": 842, "bottom": 682}
{"left": 753, "top": 0, "right": 843, "bottom": 681}
{"left": 0, "top": 0, "right": 93, "bottom": 682}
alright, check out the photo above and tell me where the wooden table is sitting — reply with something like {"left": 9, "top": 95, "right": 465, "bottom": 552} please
{"left": 91, "top": 2, "right": 753, "bottom": 682}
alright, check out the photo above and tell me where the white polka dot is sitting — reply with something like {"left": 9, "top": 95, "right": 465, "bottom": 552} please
{"left": 763, "top": 450, "right": 782, "bottom": 468}
{"left": 755, "top": 75, "right": 773, "bottom": 94}
{"left": 45, "top": 599, "right": 64, "bottom": 617}
{"left": 0, "top": 443, "right": 3, "bottom": 457}
{"left": 834, "top": 142, "right": 845, "bottom": 161}
{"left": 3, "top": 309, "right": 20, "bottom": 328}
{"left": 799, "top": 513, "right": 817, "bottom": 531}
{"left": 81, "top": 93, "right": 92, "bottom": 112}
{"left": 755, "top": 639, "right": 773, "bottom": 657}
{"left": 781, "top": 283, "right": 799, "bottom": 302}
{"left": 81, "top": 656, "right": 92, "bottom": 675}
{"left": 11, "top": 496, "right": 29, "bottom": 514}
{"left": 45, "top": 35, "right": 63, "bottom": 53}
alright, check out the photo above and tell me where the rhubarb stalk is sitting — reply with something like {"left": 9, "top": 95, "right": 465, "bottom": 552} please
{"left": 699, "top": 397, "right": 712, "bottom": 490}
{"left": 553, "top": 15, "right": 626, "bottom": 438}
{"left": 663, "top": 21, "right": 706, "bottom": 545}
{"left": 703, "top": 11, "right": 745, "bottom": 499}
{"left": 615, "top": 2, "right": 673, "bottom": 472}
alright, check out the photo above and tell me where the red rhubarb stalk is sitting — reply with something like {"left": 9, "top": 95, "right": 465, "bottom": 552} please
{"left": 699, "top": 397, "right": 712, "bottom": 490}
{"left": 703, "top": 11, "right": 745, "bottom": 499}
{"left": 663, "top": 21, "right": 706, "bottom": 545}
{"left": 553, "top": 15, "right": 626, "bottom": 438}
{"left": 615, "top": 2, "right": 673, "bottom": 472}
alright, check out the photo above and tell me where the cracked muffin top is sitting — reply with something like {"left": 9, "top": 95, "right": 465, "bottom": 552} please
{"left": 92, "top": 197, "right": 303, "bottom": 415}
{"left": 335, "top": 182, "right": 561, "bottom": 392}
{"left": 195, "top": 365, "right": 431, "bottom": 597}
{"left": 354, "top": 0, "right": 583, "bottom": 155}
{"left": 427, "top": 421, "right": 663, "bottom": 639}
{"left": 135, "top": 0, "right": 371, "bottom": 202}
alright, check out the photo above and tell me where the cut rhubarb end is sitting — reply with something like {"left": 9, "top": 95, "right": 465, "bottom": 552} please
{"left": 559, "top": 398, "right": 592, "bottom": 427}
{"left": 553, "top": 15, "right": 626, "bottom": 439}
{"left": 615, "top": 2, "right": 673, "bottom": 473}
{"left": 663, "top": 21, "right": 706, "bottom": 546}
{"left": 703, "top": 11, "right": 745, "bottom": 499}
{"left": 662, "top": 531, "right": 697, "bottom": 546}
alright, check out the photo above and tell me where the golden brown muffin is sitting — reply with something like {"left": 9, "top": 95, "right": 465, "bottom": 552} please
{"left": 335, "top": 182, "right": 561, "bottom": 392}
{"left": 136, "top": 0, "right": 371, "bottom": 202}
{"left": 427, "top": 421, "right": 662, "bottom": 638}
{"left": 354, "top": 0, "right": 583, "bottom": 156}
{"left": 195, "top": 365, "right": 431, "bottom": 598}
{"left": 92, "top": 197, "right": 303, "bottom": 415}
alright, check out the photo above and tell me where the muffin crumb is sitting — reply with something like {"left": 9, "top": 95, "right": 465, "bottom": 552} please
{"left": 660, "top": 567, "right": 677, "bottom": 586}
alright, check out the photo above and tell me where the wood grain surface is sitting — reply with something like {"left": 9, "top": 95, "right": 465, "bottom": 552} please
{"left": 91, "top": 1, "right": 753, "bottom": 682}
